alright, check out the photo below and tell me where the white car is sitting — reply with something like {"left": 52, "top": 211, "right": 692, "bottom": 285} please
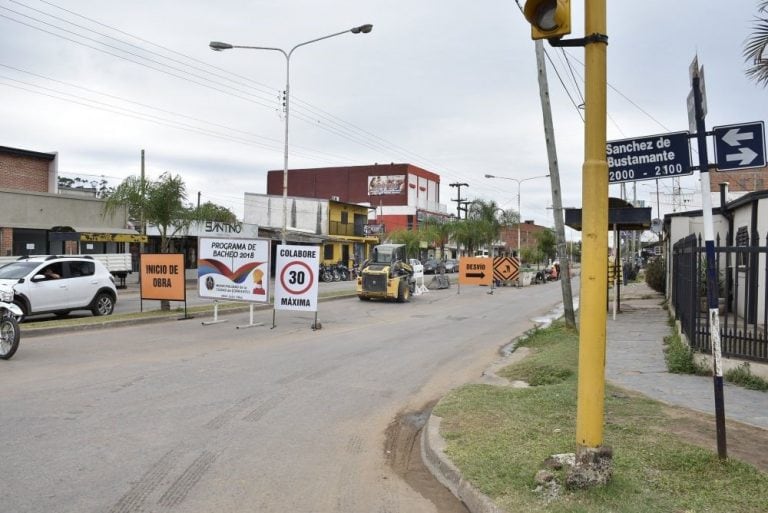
{"left": 0, "top": 255, "right": 118, "bottom": 320}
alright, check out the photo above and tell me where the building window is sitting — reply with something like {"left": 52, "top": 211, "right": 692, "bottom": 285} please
{"left": 340, "top": 211, "right": 349, "bottom": 224}
{"left": 324, "top": 244, "right": 334, "bottom": 260}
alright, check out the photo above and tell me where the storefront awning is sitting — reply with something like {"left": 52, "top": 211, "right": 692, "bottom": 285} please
{"left": 48, "top": 226, "right": 146, "bottom": 243}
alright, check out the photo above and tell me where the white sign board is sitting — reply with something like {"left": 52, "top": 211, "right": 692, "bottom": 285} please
{"left": 197, "top": 237, "right": 270, "bottom": 303}
{"left": 274, "top": 245, "right": 320, "bottom": 312}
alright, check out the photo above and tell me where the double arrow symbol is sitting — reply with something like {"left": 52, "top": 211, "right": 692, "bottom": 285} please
{"left": 722, "top": 128, "right": 758, "bottom": 166}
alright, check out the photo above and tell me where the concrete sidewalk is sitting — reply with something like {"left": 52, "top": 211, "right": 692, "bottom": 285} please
{"left": 606, "top": 280, "right": 768, "bottom": 430}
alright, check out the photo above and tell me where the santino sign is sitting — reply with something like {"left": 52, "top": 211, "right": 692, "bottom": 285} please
{"left": 607, "top": 131, "right": 693, "bottom": 184}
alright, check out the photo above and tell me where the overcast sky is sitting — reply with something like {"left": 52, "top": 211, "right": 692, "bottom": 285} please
{"left": 1, "top": 0, "right": 766, "bottom": 238}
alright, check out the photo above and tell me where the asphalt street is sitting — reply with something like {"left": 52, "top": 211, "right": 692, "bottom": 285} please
{"left": 1, "top": 277, "right": 569, "bottom": 513}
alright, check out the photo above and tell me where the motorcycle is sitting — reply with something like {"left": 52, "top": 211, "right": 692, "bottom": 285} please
{"left": 335, "top": 261, "right": 350, "bottom": 281}
{"left": 319, "top": 263, "right": 334, "bottom": 283}
{"left": 0, "top": 284, "right": 22, "bottom": 360}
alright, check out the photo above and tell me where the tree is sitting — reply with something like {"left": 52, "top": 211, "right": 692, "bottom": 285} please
{"left": 745, "top": 1, "right": 768, "bottom": 86}
{"left": 195, "top": 202, "right": 238, "bottom": 224}
{"left": 467, "top": 199, "right": 502, "bottom": 254}
{"left": 535, "top": 228, "right": 557, "bottom": 262}
{"left": 103, "top": 172, "right": 236, "bottom": 310}
{"left": 103, "top": 172, "right": 236, "bottom": 254}
{"left": 58, "top": 175, "right": 115, "bottom": 198}
{"left": 387, "top": 229, "right": 422, "bottom": 260}
{"left": 420, "top": 216, "right": 454, "bottom": 258}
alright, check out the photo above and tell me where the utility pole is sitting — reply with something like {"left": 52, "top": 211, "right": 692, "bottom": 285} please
{"left": 534, "top": 39, "right": 576, "bottom": 328}
{"left": 140, "top": 149, "right": 146, "bottom": 255}
{"left": 449, "top": 182, "right": 469, "bottom": 219}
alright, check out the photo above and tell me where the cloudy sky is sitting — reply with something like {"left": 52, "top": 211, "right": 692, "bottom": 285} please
{"left": 1, "top": 0, "right": 766, "bottom": 237}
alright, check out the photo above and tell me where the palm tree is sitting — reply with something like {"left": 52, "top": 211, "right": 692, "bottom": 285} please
{"left": 745, "top": 1, "right": 768, "bottom": 86}
{"left": 421, "top": 216, "right": 454, "bottom": 259}
{"left": 104, "top": 172, "right": 235, "bottom": 253}
{"left": 387, "top": 229, "right": 422, "bottom": 260}
{"left": 466, "top": 199, "right": 518, "bottom": 256}
{"left": 103, "top": 172, "right": 236, "bottom": 310}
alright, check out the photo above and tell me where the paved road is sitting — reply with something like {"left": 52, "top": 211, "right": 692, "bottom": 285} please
{"left": 1, "top": 279, "right": 570, "bottom": 512}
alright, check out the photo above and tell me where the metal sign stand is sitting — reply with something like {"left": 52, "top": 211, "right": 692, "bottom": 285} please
{"left": 236, "top": 304, "right": 264, "bottom": 329}
{"left": 201, "top": 300, "right": 228, "bottom": 326}
{"left": 691, "top": 59, "right": 727, "bottom": 460}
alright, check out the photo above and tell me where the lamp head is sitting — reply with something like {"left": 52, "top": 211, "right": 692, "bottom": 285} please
{"left": 209, "top": 41, "right": 233, "bottom": 51}
{"left": 351, "top": 24, "right": 373, "bottom": 34}
{"left": 484, "top": 174, "right": 495, "bottom": 178}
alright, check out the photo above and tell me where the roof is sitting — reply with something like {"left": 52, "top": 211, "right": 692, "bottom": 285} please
{"left": 0, "top": 145, "right": 56, "bottom": 161}
{"left": 565, "top": 198, "right": 652, "bottom": 231}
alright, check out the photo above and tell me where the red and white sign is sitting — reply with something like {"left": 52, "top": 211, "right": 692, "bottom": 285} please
{"left": 274, "top": 245, "right": 320, "bottom": 312}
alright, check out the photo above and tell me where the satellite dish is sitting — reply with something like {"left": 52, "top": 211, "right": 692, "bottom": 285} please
{"left": 650, "top": 218, "right": 662, "bottom": 234}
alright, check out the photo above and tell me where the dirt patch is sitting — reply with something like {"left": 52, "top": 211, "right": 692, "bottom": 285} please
{"left": 662, "top": 405, "right": 768, "bottom": 472}
{"left": 384, "top": 401, "right": 469, "bottom": 513}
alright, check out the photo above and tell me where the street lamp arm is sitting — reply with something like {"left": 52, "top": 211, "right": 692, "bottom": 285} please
{"left": 209, "top": 25, "right": 372, "bottom": 245}
{"left": 289, "top": 25, "right": 372, "bottom": 57}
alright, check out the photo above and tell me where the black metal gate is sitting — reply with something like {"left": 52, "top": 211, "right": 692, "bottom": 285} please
{"left": 672, "top": 232, "right": 768, "bottom": 363}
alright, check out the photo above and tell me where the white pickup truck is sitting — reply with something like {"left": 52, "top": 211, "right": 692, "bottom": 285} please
{"left": 0, "top": 253, "right": 133, "bottom": 288}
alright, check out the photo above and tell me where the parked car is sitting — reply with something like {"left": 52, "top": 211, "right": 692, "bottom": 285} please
{"left": 422, "top": 259, "right": 441, "bottom": 274}
{"left": 0, "top": 255, "right": 118, "bottom": 321}
{"left": 443, "top": 259, "right": 458, "bottom": 273}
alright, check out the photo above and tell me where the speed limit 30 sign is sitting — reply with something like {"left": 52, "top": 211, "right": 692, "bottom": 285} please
{"left": 274, "top": 245, "right": 320, "bottom": 311}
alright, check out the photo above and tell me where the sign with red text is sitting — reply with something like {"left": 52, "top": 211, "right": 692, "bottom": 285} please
{"left": 274, "top": 245, "right": 319, "bottom": 312}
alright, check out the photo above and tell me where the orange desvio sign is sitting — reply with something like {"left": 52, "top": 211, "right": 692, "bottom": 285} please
{"left": 140, "top": 253, "right": 186, "bottom": 301}
{"left": 459, "top": 257, "right": 494, "bottom": 286}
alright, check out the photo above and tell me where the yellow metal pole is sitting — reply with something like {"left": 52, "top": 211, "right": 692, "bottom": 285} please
{"left": 575, "top": 0, "right": 609, "bottom": 450}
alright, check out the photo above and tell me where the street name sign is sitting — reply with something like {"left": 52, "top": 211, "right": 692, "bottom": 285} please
{"left": 459, "top": 257, "right": 493, "bottom": 286}
{"left": 713, "top": 121, "right": 766, "bottom": 171}
{"left": 607, "top": 131, "right": 693, "bottom": 184}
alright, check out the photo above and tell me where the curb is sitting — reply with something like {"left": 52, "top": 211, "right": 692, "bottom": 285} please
{"left": 420, "top": 307, "right": 566, "bottom": 513}
{"left": 421, "top": 415, "right": 504, "bottom": 513}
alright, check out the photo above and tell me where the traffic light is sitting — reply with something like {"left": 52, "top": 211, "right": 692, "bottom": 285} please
{"left": 524, "top": 0, "right": 571, "bottom": 40}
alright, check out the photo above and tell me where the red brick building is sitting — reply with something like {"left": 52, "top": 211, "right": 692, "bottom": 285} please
{"left": 266, "top": 163, "right": 448, "bottom": 233}
{"left": 498, "top": 220, "right": 548, "bottom": 254}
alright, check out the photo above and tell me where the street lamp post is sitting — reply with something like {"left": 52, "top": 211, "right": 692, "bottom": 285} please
{"left": 210, "top": 24, "right": 373, "bottom": 245}
{"left": 484, "top": 173, "right": 550, "bottom": 259}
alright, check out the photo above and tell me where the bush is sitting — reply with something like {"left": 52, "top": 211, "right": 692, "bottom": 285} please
{"left": 663, "top": 333, "right": 709, "bottom": 375}
{"left": 645, "top": 256, "right": 666, "bottom": 293}
{"left": 725, "top": 363, "right": 768, "bottom": 391}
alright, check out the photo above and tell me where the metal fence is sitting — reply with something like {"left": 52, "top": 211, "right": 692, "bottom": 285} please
{"left": 672, "top": 232, "right": 768, "bottom": 363}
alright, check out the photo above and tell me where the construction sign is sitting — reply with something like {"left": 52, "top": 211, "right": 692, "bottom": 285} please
{"left": 493, "top": 256, "right": 520, "bottom": 283}
{"left": 459, "top": 257, "right": 493, "bottom": 286}
{"left": 140, "top": 253, "right": 186, "bottom": 301}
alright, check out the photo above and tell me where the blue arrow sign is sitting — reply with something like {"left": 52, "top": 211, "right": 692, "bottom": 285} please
{"left": 713, "top": 121, "right": 766, "bottom": 171}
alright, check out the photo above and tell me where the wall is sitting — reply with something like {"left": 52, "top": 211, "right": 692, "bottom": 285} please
{"left": 244, "top": 193, "right": 329, "bottom": 235}
{"left": 0, "top": 147, "right": 58, "bottom": 193}
{"left": 0, "top": 189, "right": 128, "bottom": 230}
{"left": 265, "top": 164, "right": 443, "bottom": 212}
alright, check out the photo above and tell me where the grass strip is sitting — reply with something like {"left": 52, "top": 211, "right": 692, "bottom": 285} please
{"left": 434, "top": 322, "right": 768, "bottom": 512}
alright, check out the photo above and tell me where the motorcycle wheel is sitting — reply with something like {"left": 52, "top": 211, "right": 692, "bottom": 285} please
{"left": 0, "top": 316, "right": 20, "bottom": 360}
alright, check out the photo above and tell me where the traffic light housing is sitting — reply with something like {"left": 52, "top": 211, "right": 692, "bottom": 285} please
{"left": 524, "top": 0, "right": 571, "bottom": 40}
